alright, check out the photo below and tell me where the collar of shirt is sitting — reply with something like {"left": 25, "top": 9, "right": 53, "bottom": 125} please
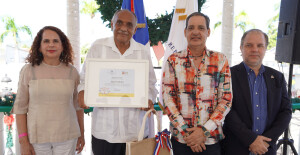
{"left": 104, "top": 37, "right": 139, "bottom": 57}
{"left": 243, "top": 62, "right": 266, "bottom": 76}
{"left": 186, "top": 47, "right": 211, "bottom": 58}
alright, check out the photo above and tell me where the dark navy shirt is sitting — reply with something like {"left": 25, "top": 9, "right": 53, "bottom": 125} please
{"left": 243, "top": 62, "right": 268, "bottom": 135}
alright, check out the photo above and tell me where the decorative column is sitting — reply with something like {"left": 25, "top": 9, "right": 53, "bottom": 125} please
{"left": 67, "top": 0, "right": 82, "bottom": 154}
{"left": 67, "top": 0, "right": 81, "bottom": 71}
{"left": 221, "top": 0, "right": 234, "bottom": 66}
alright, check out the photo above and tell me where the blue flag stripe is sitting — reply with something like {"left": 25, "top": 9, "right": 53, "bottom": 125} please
{"left": 122, "top": 0, "right": 149, "bottom": 45}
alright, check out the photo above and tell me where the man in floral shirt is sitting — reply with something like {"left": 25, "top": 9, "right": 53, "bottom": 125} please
{"left": 162, "top": 12, "right": 232, "bottom": 155}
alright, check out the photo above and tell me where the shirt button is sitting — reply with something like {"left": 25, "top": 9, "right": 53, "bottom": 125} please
{"left": 256, "top": 105, "right": 259, "bottom": 107}
{"left": 257, "top": 117, "right": 259, "bottom": 120}
{"left": 255, "top": 81, "right": 256, "bottom": 83}
{"left": 256, "top": 92, "right": 258, "bottom": 95}
{"left": 256, "top": 129, "right": 258, "bottom": 132}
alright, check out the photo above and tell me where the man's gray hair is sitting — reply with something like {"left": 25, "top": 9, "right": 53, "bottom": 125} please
{"left": 240, "top": 29, "right": 269, "bottom": 47}
{"left": 111, "top": 9, "right": 137, "bottom": 25}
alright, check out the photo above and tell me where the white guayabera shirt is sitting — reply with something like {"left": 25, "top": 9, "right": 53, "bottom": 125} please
{"left": 78, "top": 37, "right": 158, "bottom": 143}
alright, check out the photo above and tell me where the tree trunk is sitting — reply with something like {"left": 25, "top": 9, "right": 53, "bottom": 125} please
{"left": 67, "top": 0, "right": 81, "bottom": 71}
{"left": 221, "top": 0, "right": 234, "bottom": 66}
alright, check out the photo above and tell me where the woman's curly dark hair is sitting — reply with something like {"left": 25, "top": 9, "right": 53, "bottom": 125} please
{"left": 26, "top": 26, "right": 73, "bottom": 66}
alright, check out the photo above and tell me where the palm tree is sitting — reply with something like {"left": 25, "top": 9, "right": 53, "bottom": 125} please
{"left": 0, "top": 16, "right": 32, "bottom": 63}
{"left": 221, "top": 0, "right": 234, "bottom": 66}
{"left": 67, "top": 0, "right": 80, "bottom": 70}
{"left": 233, "top": 11, "right": 255, "bottom": 33}
{"left": 0, "top": 16, "right": 32, "bottom": 155}
{"left": 214, "top": 10, "right": 255, "bottom": 33}
{"left": 79, "top": 0, "right": 100, "bottom": 67}
{"left": 80, "top": 0, "right": 100, "bottom": 19}
{"left": 214, "top": 10, "right": 255, "bottom": 65}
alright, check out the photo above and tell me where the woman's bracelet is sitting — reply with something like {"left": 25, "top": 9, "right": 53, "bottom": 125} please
{"left": 19, "top": 133, "right": 28, "bottom": 138}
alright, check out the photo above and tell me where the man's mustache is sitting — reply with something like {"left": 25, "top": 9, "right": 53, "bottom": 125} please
{"left": 117, "top": 30, "right": 129, "bottom": 35}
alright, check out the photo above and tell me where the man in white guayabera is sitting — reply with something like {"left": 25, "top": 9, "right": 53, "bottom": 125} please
{"left": 77, "top": 9, "right": 158, "bottom": 155}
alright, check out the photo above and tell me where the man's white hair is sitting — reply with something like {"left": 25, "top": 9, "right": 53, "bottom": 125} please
{"left": 111, "top": 9, "right": 137, "bottom": 26}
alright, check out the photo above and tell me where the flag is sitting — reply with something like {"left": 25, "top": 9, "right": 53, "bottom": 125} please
{"left": 159, "top": 0, "right": 198, "bottom": 105}
{"left": 122, "top": 0, "right": 155, "bottom": 138}
{"left": 164, "top": 0, "right": 198, "bottom": 60}
{"left": 122, "top": 0, "right": 149, "bottom": 45}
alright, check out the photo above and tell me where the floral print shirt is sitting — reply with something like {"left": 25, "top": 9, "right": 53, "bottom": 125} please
{"left": 162, "top": 48, "right": 232, "bottom": 144}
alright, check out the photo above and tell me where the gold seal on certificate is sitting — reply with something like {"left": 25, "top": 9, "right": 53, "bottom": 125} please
{"left": 84, "top": 58, "right": 149, "bottom": 108}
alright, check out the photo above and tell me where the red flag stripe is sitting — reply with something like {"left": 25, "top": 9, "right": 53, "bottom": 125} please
{"left": 131, "top": 0, "right": 134, "bottom": 12}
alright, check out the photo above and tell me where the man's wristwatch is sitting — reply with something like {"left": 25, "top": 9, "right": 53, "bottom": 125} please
{"left": 201, "top": 126, "right": 210, "bottom": 137}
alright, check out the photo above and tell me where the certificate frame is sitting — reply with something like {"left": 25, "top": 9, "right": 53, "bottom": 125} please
{"left": 84, "top": 58, "right": 149, "bottom": 108}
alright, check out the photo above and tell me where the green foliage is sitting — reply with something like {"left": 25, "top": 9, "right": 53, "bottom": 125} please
{"left": 80, "top": 44, "right": 90, "bottom": 64}
{"left": 95, "top": 0, "right": 206, "bottom": 46}
{"left": 81, "top": 57, "right": 85, "bottom": 64}
{"left": 96, "top": 0, "right": 123, "bottom": 27}
{"left": 21, "top": 44, "right": 30, "bottom": 49}
{"left": 292, "top": 97, "right": 300, "bottom": 103}
{"left": 0, "top": 93, "right": 16, "bottom": 107}
{"left": 147, "top": 11, "right": 173, "bottom": 46}
{"left": 0, "top": 93, "right": 16, "bottom": 115}
{"left": 214, "top": 21, "right": 221, "bottom": 30}
{"left": 198, "top": 0, "right": 206, "bottom": 12}
{"left": 0, "top": 16, "right": 32, "bottom": 47}
{"left": 80, "top": 0, "right": 100, "bottom": 19}
{"left": 213, "top": 10, "right": 255, "bottom": 33}
{"left": 234, "top": 11, "right": 255, "bottom": 33}
{"left": 267, "top": 3, "right": 280, "bottom": 50}
{"left": 267, "top": 15, "right": 279, "bottom": 50}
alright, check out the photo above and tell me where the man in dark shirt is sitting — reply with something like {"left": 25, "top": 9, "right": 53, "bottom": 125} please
{"left": 222, "top": 29, "right": 292, "bottom": 155}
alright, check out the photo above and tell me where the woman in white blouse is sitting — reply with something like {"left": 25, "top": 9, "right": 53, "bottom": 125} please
{"left": 13, "top": 26, "right": 84, "bottom": 155}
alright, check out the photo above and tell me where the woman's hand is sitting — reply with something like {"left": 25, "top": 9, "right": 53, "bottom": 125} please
{"left": 16, "top": 114, "right": 35, "bottom": 155}
{"left": 20, "top": 139, "right": 35, "bottom": 155}
{"left": 76, "top": 135, "right": 85, "bottom": 153}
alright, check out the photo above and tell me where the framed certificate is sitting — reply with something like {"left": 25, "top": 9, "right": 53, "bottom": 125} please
{"left": 84, "top": 58, "right": 149, "bottom": 107}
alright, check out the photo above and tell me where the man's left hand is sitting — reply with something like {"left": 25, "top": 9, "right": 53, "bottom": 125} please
{"left": 141, "top": 100, "right": 154, "bottom": 111}
{"left": 249, "top": 135, "right": 271, "bottom": 155}
{"left": 184, "top": 127, "right": 206, "bottom": 152}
